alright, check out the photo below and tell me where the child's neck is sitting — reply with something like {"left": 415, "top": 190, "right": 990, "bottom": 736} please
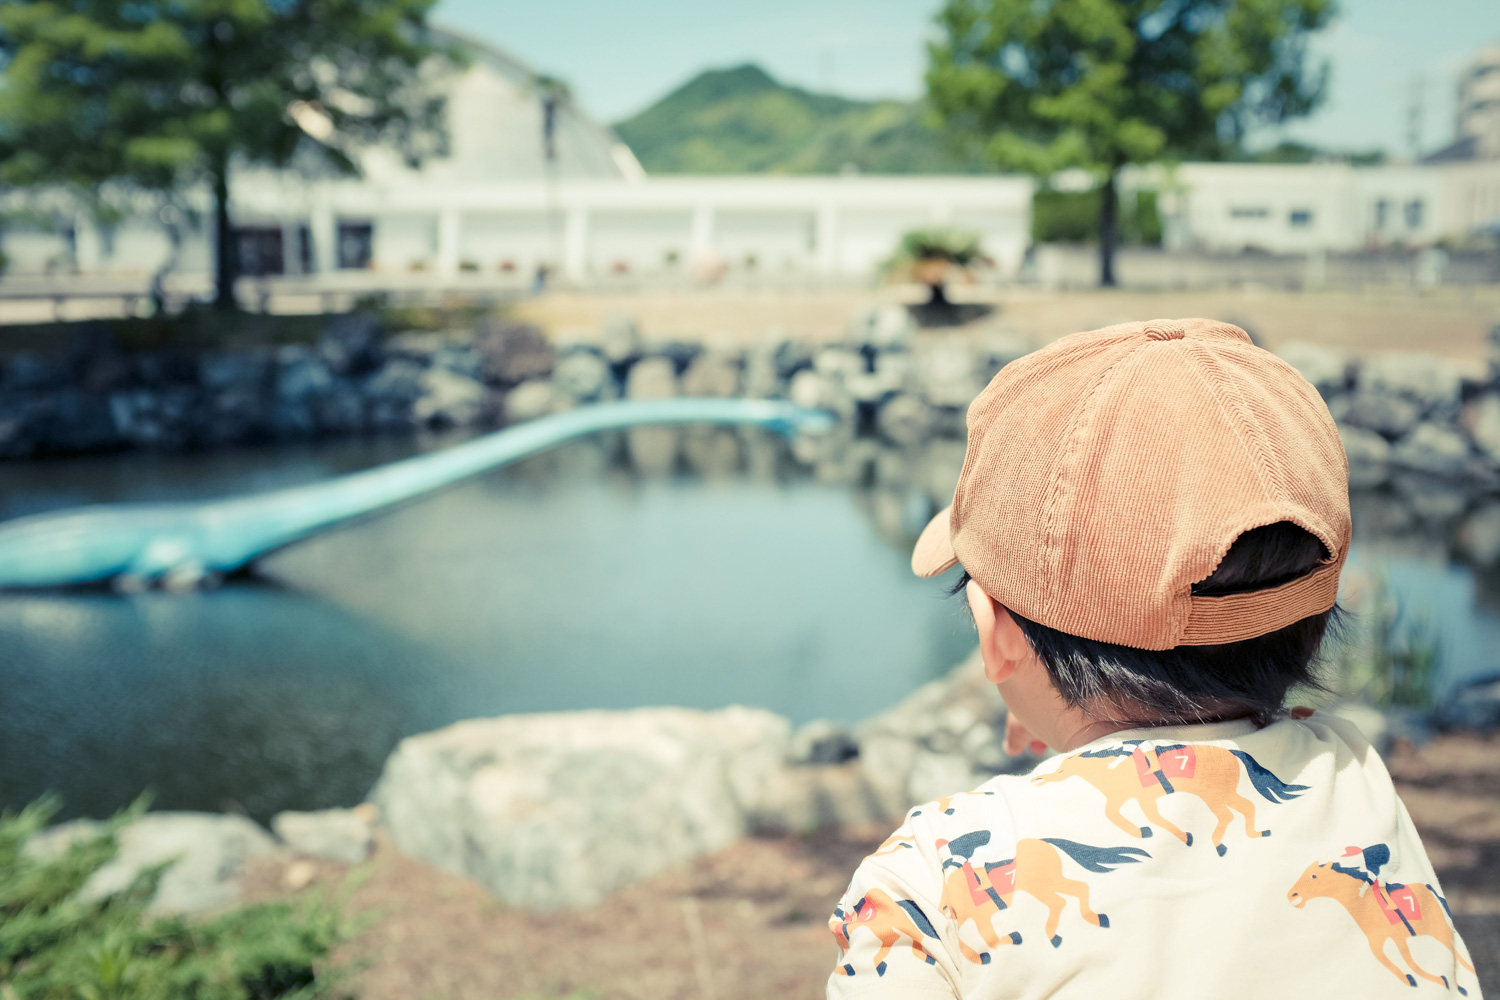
{"left": 1062, "top": 703, "right": 1259, "bottom": 750}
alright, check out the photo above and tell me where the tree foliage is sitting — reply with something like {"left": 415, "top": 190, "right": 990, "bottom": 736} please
{"left": 0, "top": 0, "right": 451, "bottom": 307}
{"left": 926, "top": 0, "right": 1334, "bottom": 282}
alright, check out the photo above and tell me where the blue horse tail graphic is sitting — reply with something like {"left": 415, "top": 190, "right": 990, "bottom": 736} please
{"left": 1042, "top": 838, "right": 1151, "bottom": 873}
{"left": 1229, "top": 750, "right": 1310, "bottom": 803}
{"left": 896, "top": 899, "right": 941, "bottom": 939}
{"left": 945, "top": 830, "right": 991, "bottom": 860}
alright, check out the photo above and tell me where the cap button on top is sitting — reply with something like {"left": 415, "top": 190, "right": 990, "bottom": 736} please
{"left": 1144, "top": 321, "right": 1184, "bottom": 341}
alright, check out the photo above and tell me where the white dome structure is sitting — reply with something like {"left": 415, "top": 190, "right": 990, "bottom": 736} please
{"left": 358, "top": 26, "right": 643, "bottom": 185}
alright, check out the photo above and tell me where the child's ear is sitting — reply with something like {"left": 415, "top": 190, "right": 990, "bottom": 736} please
{"left": 966, "top": 580, "right": 1031, "bottom": 683}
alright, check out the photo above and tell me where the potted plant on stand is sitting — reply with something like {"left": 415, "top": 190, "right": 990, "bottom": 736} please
{"left": 886, "top": 227, "right": 989, "bottom": 325}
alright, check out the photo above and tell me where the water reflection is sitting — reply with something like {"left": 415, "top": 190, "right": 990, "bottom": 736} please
{"left": 0, "top": 584, "right": 455, "bottom": 822}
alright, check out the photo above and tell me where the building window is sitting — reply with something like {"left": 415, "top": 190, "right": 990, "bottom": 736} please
{"left": 337, "top": 222, "right": 373, "bottom": 270}
{"left": 297, "top": 225, "right": 313, "bottom": 274}
{"left": 1374, "top": 199, "right": 1390, "bottom": 230}
{"left": 1288, "top": 209, "right": 1314, "bottom": 228}
{"left": 235, "top": 227, "right": 285, "bottom": 276}
{"left": 1230, "top": 206, "right": 1270, "bottom": 219}
{"left": 1405, "top": 200, "right": 1425, "bottom": 229}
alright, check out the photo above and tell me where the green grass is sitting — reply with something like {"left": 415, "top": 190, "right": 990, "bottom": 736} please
{"left": 0, "top": 797, "right": 351, "bottom": 1000}
{"left": 1331, "top": 578, "right": 1443, "bottom": 710}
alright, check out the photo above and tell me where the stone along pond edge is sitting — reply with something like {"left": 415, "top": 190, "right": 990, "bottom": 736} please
{"left": 28, "top": 649, "right": 1495, "bottom": 917}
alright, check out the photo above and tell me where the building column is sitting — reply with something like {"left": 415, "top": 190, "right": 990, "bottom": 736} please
{"left": 310, "top": 202, "right": 336, "bottom": 273}
{"left": 690, "top": 204, "right": 715, "bottom": 254}
{"left": 815, "top": 202, "right": 839, "bottom": 274}
{"left": 436, "top": 207, "right": 461, "bottom": 277}
{"left": 563, "top": 206, "right": 589, "bottom": 281}
{"left": 74, "top": 217, "right": 103, "bottom": 275}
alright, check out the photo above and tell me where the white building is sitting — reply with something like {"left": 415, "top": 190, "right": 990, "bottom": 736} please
{"left": 1153, "top": 162, "right": 1456, "bottom": 254}
{"left": 1453, "top": 43, "right": 1500, "bottom": 162}
{"left": 0, "top": 28, "right": 1033, "bottom": 292}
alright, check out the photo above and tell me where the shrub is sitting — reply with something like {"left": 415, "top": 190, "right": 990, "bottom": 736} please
{"left": 0, "top": 798, "right": 349, "bottom": 1000}
{"left": 1032, "top": 189, "right": 1163, "bottom": 246}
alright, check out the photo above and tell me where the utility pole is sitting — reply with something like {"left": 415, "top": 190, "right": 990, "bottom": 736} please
{"left": 1406, "top": 75, "right": 1427, "bottom": 161}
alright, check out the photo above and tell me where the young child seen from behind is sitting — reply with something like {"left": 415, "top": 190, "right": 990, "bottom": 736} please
{"left": 827, "top": 319, "right": 1480, "bottom": 999}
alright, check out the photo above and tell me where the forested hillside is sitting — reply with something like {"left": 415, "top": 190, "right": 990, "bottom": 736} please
{"left": 612, "top": 65, "right": 988, "bottom": 175}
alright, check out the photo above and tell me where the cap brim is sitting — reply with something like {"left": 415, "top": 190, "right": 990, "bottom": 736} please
{"left": 911, "top": 505, "right": 959, "bottom": 578}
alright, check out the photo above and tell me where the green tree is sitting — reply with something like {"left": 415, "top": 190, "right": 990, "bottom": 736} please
{"left": 0, "top": 0, "right": 450, "bottom": 309}
{"left": 926, "top": 0, "right": 1334, "bottom": 285}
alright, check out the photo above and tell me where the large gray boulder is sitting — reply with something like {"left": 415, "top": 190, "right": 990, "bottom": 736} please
{"left": 1276, "top": 341, "right": 1351, "bottom": 397}
{"left": 413, "top": 368, "right": 487, "bottom": 427}
{"left": 1345, "top": 391, "right": 1421, "bottom": 439}
{"left": 552, "top": 351, "right": 613, "bottom": 402}
{"left": 848, "top": 304, "right": 916, "bottom": 352}
{"left": 912, "top": 339, "right": 983, "bottom": 409}
{"left": 624, "top": 356, "right": 678, "bottom": 400}
{"left": 1391, "top": 422, "right": 1471, "bottom": 478}
{"left": 1467, "top": 393, "right": 1500, "bottom": 463}
{"left": 474, "top": 320, "right": 554, "bottom": 386}
{"left": 680, "top": 352, "right": 742, "bottom": 398}
{"left": 29, "top": 812, "right": 278, "bottom": 915}
{"left": 368, "top": 706, "right": 791, "bottom": 910}
{"left": 1361, "top": 352, "right": 1464, "bottom": 419}
{"left": 855, "top": 650, "right": 1029, "bottom": 816}
{"left": 271, "top": 807, "right": 375, "bottom": 864}
{"left": 1340, "top": 425, "right": 1392, "bottom": 489}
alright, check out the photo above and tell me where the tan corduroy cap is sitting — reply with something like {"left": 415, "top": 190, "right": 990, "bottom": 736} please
{"left": 912, "top": 318, "right": 1351, "bottom": 649}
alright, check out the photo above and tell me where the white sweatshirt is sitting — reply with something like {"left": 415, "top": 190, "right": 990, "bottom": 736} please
{"left": 827, "top": 713, "right": 1481, "bottom": 1000}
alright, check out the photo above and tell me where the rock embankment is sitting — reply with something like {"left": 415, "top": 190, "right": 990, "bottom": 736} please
{"left": 28, "top": 651, "right": 1499, "bottom": 915}
{"left": 8, "top": 309, "right": 1500, "bottom": 495}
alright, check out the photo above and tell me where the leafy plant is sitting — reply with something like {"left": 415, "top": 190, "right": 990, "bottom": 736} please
{"left": 0, "top": 797, "right": 349, "bottom": 1000}
{"left": 1333, "top": 579, "right": 1443, "bottom": 710}
{"left": 891, "top": 227, "right": 985, "bottom": 268}
{"left": 1033, "top": 189, "right": 1162, "bottom": 245}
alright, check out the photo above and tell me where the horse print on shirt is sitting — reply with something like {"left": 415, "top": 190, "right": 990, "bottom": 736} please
{"left": 936, "top": 830, "right": 1149, "bottom": 962}
{"left": 1033, "top": 741, "right": 1308, "bottom": 856}
{"left": 1288, "top": 845, "right": 1476, "bottom": 995}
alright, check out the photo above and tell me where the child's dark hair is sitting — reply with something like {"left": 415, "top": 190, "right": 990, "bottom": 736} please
{"left": 952, "top": 521, "right": 1342, "bottom": 726}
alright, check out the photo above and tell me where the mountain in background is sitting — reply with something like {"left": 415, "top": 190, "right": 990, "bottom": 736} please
{"left": 612, "top": 64, "right": 990, "bottom": 175}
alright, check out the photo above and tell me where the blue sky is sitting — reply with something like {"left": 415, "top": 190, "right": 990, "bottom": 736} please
{"left": 431, "top": 0, "right": 1500, "bottom": 156}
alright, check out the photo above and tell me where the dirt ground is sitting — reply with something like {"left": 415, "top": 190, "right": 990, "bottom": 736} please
{"left": 510, "top": 285, "right": 1500, "bottom": 361}
{"left": 242, "top": 731, "right": 1500, "bottom": 1000}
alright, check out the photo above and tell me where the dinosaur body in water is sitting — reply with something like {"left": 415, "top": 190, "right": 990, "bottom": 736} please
{"left": 0, "top": 398, "right": 834, "bottom": 590}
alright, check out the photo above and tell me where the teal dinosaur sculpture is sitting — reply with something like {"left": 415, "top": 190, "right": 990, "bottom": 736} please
{"left": 0, "top": 398, "right": 835, "bottom": 590}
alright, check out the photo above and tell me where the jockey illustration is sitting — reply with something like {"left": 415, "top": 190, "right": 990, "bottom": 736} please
{"left": 1289, "top": 845, "right": 1475, "bottom": 994}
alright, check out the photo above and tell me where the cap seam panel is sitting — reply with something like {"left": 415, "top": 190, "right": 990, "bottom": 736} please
{"left": 1177, "top": 341, "right": 1345, "bottom": 563}
{"left": 1036, "top": 340, "right": 1147, "bottom": 623}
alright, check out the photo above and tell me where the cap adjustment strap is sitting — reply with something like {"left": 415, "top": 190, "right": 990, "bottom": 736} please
{"left": 1179, "top": 559, "right": 1342, "bottom": 645}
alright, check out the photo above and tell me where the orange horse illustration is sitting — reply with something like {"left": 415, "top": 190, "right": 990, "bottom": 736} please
{"left": 1288, "top": 857, "right": 1475, "bottom": 995}
{"left": 1033, "top": 742, "right": 1307, "bottom": 856}
{"left": 830, "top": 888, "right": 942, "bottom": 977}
{"left": 936, "top": 830, "right": 1149, "bottom": 961}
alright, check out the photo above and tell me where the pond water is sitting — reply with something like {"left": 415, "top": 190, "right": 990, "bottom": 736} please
{"left": 0, "top": 428, "right": 975, "bottom": 823}
{"left": 3, "top": 429, "right": 1499, "bottom": 824}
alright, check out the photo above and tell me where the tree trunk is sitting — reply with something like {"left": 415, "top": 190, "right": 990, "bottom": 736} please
{"left": 211, "top": 156, "right": 238, "bottom": 311}
{"left": 1099, "top": 168, "right": 1119, "bottom": 288}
